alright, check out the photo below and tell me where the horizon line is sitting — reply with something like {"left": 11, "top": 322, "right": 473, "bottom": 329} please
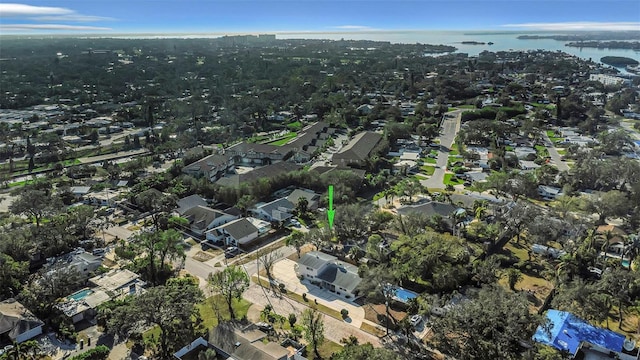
{"left": 2, "top": 28, "right": 640, "bottom": 37}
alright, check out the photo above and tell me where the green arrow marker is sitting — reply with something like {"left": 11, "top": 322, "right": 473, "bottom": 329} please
{"left": 327, "top": 185, "right": 335, "bottom": 229}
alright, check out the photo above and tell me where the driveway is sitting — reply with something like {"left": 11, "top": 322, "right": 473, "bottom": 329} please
{"left": 422, "top": 110, "right": 462, "bottom": 189}
{"left": 542, "top": 132, "right": 570, "bottom": 172}
{"left": 271, "top": 259, "right": 366, "bottom": 328}
{"left": 243, "top": 284, "right": 382, "bottom": 347}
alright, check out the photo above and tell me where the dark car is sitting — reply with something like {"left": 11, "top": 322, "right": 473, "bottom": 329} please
{"left": 256, "top": 322, "right": 274, "bottom": 332}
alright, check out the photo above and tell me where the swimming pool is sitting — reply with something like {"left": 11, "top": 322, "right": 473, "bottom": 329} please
{"left": 622, "top": 259, "right": 631, "bottom": 268}
{"left": 68, "top": 288, "right": 93, "bottom": 301}
{"left": 394, "top": 287, "right": 418, "bottom": 303}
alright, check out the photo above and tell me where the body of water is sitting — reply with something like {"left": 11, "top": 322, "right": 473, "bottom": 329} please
{"left": 280, "top": 30, "right": 640, "bottom": 65}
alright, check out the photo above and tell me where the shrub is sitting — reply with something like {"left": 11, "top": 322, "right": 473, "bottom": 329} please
{"left": 341, "top": 309, "right": 349, "bottom": 319}
{"left": 302, "top": 293, "right": 308, "bottom": 302}
{"left": 278, "top": 283, "right": 286, "bottom": 293}
{"left": 69, "top": 345, "right": 110, "bottom": 360}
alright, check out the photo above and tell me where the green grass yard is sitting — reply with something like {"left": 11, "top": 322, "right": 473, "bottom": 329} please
{"left": 268, "top": 132, "right": 298, "bottom": 146}
{"left": 420, "top": 165, "right": 435, "bottom": 176}
{"left": 444, "top": 173, "right": 464, "bottom": 185}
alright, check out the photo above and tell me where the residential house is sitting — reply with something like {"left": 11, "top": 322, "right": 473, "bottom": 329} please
{"left": 206, "top": 322, "right": 305, "bottom": 360}
{"left": 596, "top": 225, "right": 628, "bottom": 257}
{"left": 538, "top": 185, "right": 563, "bottom": 200}
{"left": 295, "top": 251, "right": 362, "bottom": 299}
{"left": 215, "top": 162, "right": 301, "bottom": 188}
{"left": 52, "top": 251, "right": 103, "bottom": 278}
{"left": 332, "top": 131, "right": 383, "bottom": 168}
{"left": 69, "top": 186, "right": 91, "bottom": 201}
{"left": 0, "top": 299, "right": 44, "bottom": 343}
{"left": 181, "top": 154, "right": 234, "bottom": 182}
{"left": 286, "top": 189, "right": 320, "bottom": 210}
{"left": 393, "top": 160, "right": 418, "bottom": 174}
{"left": 356, "top": 104, "right": 374, "bottom": 115}
{"left": 57, "top": 269, "right": 144, "bottom": 324}
{"left": 56, "top": 288, "right": 111, "bottom": 323}
{"left": 89, "top": 269, "right": 145, "bottom": 299}
{"left": 226, "top": 142, "right": 289, "bottom": 165}
{"left": 205, "top": 218, "right": 270, "bottom": 247}
{"left": 520, "top": 160, "right": 541, "bottom": 171}
{"left": 533, "top": 309, "right": 636, "bottom": 358}
{"left": 251, "top": 198, "right": 295, "bottom": 223}
{"left": 183, "top": 206, "right": 239, "bottom": 236}
{"left": 85, "top": 189, "right": 117, "bottom": 207}
{"left": 176, "top": 194, "right": 209, "bottom": 215}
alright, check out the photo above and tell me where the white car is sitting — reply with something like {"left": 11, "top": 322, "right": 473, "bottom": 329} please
{"left": 410, "top": 314, "right": 422, "bottom": 327}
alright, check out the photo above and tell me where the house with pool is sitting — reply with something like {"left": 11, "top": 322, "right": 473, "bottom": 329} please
{"left": 295, "top": 251, "right": 362, "bottom": 300}
{"left": 56, "top": 269, "right": 145, "bottom": 324}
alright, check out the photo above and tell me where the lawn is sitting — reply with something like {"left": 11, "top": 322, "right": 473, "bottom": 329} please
{"left": 287, "top": 121, "right": 302, "bottom": 131}
{"left": 449, "top": 148, "right": 459, "bottom": 156}
{"left": 268, "top": 132, "right": 298, "bottom": 146}
{"left": 457, "top": 104, "right": 476, "bottom": 109}
{"left": 443, "top": 173, "right": 464, "bottom": 185}
{"left": 198, "top": 295, "right": 252, "bottom": 329}
{"left": 306, "top": 340, "right": 343, "bottom": 360}
{"left": 422, "top": 157, "right": 437, "bottom": 164}
{"left": 557, "top": 149, "right": 567, "bottom": 156}
{"left": 420, "top": 165, "right": 435, "bottom": 176}
{"left": 546, "top": 130, "right": 562, "bottom": 143}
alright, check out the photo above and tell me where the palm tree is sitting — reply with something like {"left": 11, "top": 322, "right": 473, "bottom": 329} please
{"left": 473, "top": 200, "right": 488, "bottom": 221}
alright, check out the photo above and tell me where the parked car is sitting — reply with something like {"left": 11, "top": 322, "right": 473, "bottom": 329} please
{"left": 225, "top": 246, "right": 240, "bottom": 258}
{"left": 255, "top": 322, "right": 274, "bottom": 332}
{"left": 410, "top": 314, "right": 422, "bottom": 327}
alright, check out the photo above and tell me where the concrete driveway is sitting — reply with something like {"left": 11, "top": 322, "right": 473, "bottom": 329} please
{"left": 271, "top": 259, "right": 366, "bottom": 328}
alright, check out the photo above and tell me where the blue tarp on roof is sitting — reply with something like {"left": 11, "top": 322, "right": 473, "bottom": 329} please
{"left": 533, "top": 309, "right": 625, "bottom": 355}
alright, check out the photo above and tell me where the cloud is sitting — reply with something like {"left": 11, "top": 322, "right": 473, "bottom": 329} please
{"left": 0, "top": 24, "right": 111, "bottom": 31}
{"left": 0, "top": 3, "right": 73, "bottom": 17}
{"left": 501, "top": 22, "right": 640, "bottom": 31}
{"left": 0, "top": 3, "right": 113, "bottom": 32}
{"left": 29, "top": 14, "right": 114, "bottom": 22}
{"left": 332, "top": 25, "right": 376, "bottom": 31}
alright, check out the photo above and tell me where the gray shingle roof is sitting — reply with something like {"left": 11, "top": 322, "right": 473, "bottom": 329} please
{"left": 316, "top": 263, "right": 362, "bottom": 292}
{"left": 397, "top": 201, "right": 458, "bottom": 218}
{"left": 222, "top": 219, "right": 258, "bottom": 243}
{"left": 298, "top": 251, "right": 337, "bottom": 270}
{"left": 256, "top": 198, "right": 294, "bottom": 221}
{"left": 176, "top": 194, "right": 208, "bottom": 215}
{"left": 183, "top": 205, "right": 231, "bottom": 231}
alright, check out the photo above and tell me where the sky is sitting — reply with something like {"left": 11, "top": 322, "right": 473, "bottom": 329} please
{"left": 0, "top": 0, "right": 639, "bottom": 34}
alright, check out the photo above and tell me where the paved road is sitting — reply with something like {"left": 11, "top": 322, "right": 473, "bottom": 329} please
{"left": 422, "top": 110, "right": 462, "bottom": 189}
{"left": 243, "top": 284, "right": 382, "bottom": 347}
{"left": 542, "top": 132, "right": 570, "bottom": 172}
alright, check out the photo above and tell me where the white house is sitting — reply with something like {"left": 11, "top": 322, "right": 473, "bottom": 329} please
{"left": 251, "top": 198, "right": 294, "bottom": 223}
{"left": 295, "top": 251, "right": 362, "bottom": 299}
{"left": 183, "top": 205, "right": 239, "bottom": 236}
{"left": 0, "top": 299, "right": 44, "bottom": 343}
{"left": 205, "top": 218, "right": 265, "bottom": 247}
